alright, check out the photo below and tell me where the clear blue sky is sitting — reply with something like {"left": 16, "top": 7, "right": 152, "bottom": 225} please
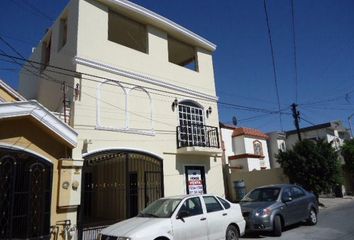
{"left": 1, "top": 0, "right": 354, "bottom": 133}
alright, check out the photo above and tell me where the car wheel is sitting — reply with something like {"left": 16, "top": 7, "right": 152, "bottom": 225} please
{"left": 225, "top": 225, "right": 239, "bottom": 240}
{"left": 272, "top": 215, "right": 282, "bottom": 237}
{"left": 307, "top": 208, "right": 317, "bottom": 225}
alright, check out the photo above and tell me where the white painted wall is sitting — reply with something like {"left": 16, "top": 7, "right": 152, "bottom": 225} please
{"left": 233, "top": 136, "right": 246, "bottom": 155}
{"left": 221, "top": 128, "right": 233, "bottom": 165}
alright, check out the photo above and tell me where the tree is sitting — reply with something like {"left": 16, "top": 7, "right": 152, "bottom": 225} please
{"left": 277, "top": 139, "right": 342, "bottom": 197}
{"left": 341, "top": 139, "right": 354, "bottom": 176}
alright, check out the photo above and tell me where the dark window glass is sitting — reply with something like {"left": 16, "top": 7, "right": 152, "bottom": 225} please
{"left": 178, "top": 197, "right": 203, "bottom": 217}
{"left": 241, "top": 187, "right": 280, "bottom": 202}
{"left": 217, "top": 197, "right": 231, "bottom": 209}
{"left": 281, "top": 187, "right": 292, "bottom": 201}
{"left": 203, "top": 196, "right": 223, "bottom": 213}
{"left": 291, "top": 187, "right": 305, "bottom": 199}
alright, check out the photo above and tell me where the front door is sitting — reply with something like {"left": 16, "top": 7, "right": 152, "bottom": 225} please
{"left": 185, "top": 166, "right": 206, "bottom": 194}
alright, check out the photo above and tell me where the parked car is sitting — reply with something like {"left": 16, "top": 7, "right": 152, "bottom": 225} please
{"left": 98, "top": 194, "right": 246, "bottom": 240}
{"left": 239, "top": 184, "right": 318, "bottom": 237}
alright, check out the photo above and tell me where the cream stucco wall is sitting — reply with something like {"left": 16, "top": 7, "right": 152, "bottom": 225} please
{"left": 17, "top": 0, "right": 224, "bottom": 237}
{"left": 227, "top": 167, "right": 289, "bottom": 202}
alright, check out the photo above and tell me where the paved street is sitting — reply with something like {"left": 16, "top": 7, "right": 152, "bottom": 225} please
{"left": 241, "top": 198, "right": 354, "bottom": 240}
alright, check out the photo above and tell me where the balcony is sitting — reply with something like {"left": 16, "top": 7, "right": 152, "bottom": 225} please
{"left": 176, "top": 124, "right": 221, "bottom": 155}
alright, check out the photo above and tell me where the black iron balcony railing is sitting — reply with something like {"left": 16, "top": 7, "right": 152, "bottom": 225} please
{"left": 177, "top": 124, "right": 220, "bottom": 149}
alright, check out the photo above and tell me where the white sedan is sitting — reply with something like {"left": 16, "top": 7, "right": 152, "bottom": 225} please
{"left": 98, "top": 194, "right": 246, "bottom": 240}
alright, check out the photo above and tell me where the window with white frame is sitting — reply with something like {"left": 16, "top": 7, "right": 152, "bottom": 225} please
{"left": 178, "top": 100, "right": 206, "bottom": 146}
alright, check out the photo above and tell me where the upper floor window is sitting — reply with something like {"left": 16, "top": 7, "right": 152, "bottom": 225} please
{"left": 41, "top": 34, "right": 51, "bottom": 71}
{"left": 58, "top": 15, "right": 68, "bottom": 50}
{"left": 108, "top": 10, "right": 148, "bottom": 53}
{"left": 178, "top": 100, "right": 204, "bottom": 127}
{"left": 168, "top": 37, "right": 198, "bottom": 71}
{"left": 253, "top": 140, "right": 263, "bottom": 156}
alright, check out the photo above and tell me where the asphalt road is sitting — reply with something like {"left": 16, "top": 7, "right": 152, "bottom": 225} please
{"left": 241, "top": 201, "right": 354, "bottom": 240}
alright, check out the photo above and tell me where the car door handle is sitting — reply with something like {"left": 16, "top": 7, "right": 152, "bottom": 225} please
{"left": 222, "top": 213, "right": 227, "bottom": 216}
{"left": 200, "top": 217, "right": 207, "bottom": 221}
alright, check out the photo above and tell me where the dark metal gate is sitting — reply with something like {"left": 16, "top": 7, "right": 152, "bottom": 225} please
{"left": 78, "top": 151, "right": 163, "bottom": 240}
{"left": 0, "top": 148, "right": 52, "bottom": 240}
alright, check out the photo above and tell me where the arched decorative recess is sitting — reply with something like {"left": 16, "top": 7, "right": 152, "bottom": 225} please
{"left": 0, "top": 147, "right": 52, "bottom": 240}
{"left": 253, "top": 140, "right": 263, "bottom": 156}
{"left": 96, "top": 80, "right": 127, "bottom": 130}
{"left": 127, "top": 86, "right": 153, "bottom": 133}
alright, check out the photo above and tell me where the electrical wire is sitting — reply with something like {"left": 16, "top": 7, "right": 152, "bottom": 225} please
{"left": 263, "top": 0, "right": 283, "bottom": 130}
{"left": 0, "top": 51, "right": 290, "bottom": 115}
{"left": 290, "top": 0, "right": 299, "bottom": 103}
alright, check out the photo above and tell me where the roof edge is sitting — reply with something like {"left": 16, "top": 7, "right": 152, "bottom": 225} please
{"left": 0, "top": 79, "right": 26, "bottom": 101}
{"left": 0, "top": 100, "right": 78, "bottom": 147}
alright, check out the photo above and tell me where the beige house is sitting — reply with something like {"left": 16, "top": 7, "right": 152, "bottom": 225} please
{"left": 0, "top": 80, "right": 79, "bottom": 239}
{"left": 19, "top": 0, "right": 223, "bottom": 239}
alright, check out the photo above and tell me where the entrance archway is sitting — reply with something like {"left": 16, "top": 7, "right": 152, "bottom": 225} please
{"left": 0, "top": 147, "right": 53, "bottom": 239}
{"left": 78, "top": 150, "right": 163, "bottom": 239}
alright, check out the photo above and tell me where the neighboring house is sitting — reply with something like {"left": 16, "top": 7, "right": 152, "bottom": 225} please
{"left": 0, "top": 80, "right": 78, "bottom": 240}
{"left": 266, "top": 131, "right": 286, "bottom": 168}
{"left": 220, "top": 123, "right": 271, "bottom": 172}
{"left": 19, "top": 0, "right": 222, "bottom": 238}
{"left": 286, "top": 121, "right": 350, "bottom": 151}
{"left": 266, "top": 121, "right": 351, "bottom": 169}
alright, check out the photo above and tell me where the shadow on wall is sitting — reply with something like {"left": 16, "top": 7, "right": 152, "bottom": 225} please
{"left": 227, "top": 168, "right": 289, "bottom": 202}
{"left": 175, "top": 155, "right": 211, "bottom": 175}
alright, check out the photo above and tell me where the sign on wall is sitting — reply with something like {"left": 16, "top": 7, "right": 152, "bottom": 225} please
{"left": 185, "top": 166, "right": 206, "bottom": 194}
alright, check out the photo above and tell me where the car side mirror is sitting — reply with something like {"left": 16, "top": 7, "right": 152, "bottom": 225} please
{"left": 177, "top": 210, "right": 190, "bottom": 220}
{"left": 283, "top": 196, "right": 292, "bottom": 203}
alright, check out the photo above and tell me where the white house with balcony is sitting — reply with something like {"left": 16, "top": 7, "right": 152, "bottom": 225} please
{"left": 220, "top": 123, "right": 271, "bottom": 172}
{"left": 19, "top": 0, "right": 223, "bottom": 239}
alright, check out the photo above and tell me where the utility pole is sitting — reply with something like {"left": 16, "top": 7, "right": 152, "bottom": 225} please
{"left": 291, "top": 103, "right": 302, "bottom": 141}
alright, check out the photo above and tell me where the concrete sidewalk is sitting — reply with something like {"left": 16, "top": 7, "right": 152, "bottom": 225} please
{"left": 319, "top": 196, "right": 354, "bottom": 210}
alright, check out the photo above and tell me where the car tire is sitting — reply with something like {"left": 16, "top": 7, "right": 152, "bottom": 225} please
{"left": 272, "top": 215, "right": 282, "bottom": 237}
{"left": 225, "top": 225, "right": 239, "bottom": 240}
{"left": 307, "top": 208, "right": 317, "bottom": 225}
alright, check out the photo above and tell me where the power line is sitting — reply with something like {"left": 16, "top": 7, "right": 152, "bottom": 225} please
{"left": 263, "top": 0, "right": 283, "bottom": 130}
{"left": 290, "top": 0, "right": 299, "bottom": 103}
{"left": 10, "top": 0, "right": 53, "bottom": 22}
{"left": 0, "top": 51, "right": 289, "bottom": 115}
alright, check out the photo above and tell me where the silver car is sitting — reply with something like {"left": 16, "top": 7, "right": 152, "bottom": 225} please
{"left": 239, "top": 184, "right": 318, "bottom": 237}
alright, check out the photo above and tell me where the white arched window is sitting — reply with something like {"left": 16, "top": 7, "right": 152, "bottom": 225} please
{"left": 97, "top": 80, "right": 127, "bottom": 130}
{"left": 127, "top": 86, "right": 153, "bottom": 131}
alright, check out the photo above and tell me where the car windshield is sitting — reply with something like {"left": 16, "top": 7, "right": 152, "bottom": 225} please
{"left": 138, "top": 198, "right": 182, "bottom": 218}
{"left": 241, "top": 188, "right": 280, "bottom": 202}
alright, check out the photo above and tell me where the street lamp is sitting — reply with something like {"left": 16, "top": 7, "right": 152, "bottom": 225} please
{"left": 348, "top": 113, "right": 354, "bottom": 139}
